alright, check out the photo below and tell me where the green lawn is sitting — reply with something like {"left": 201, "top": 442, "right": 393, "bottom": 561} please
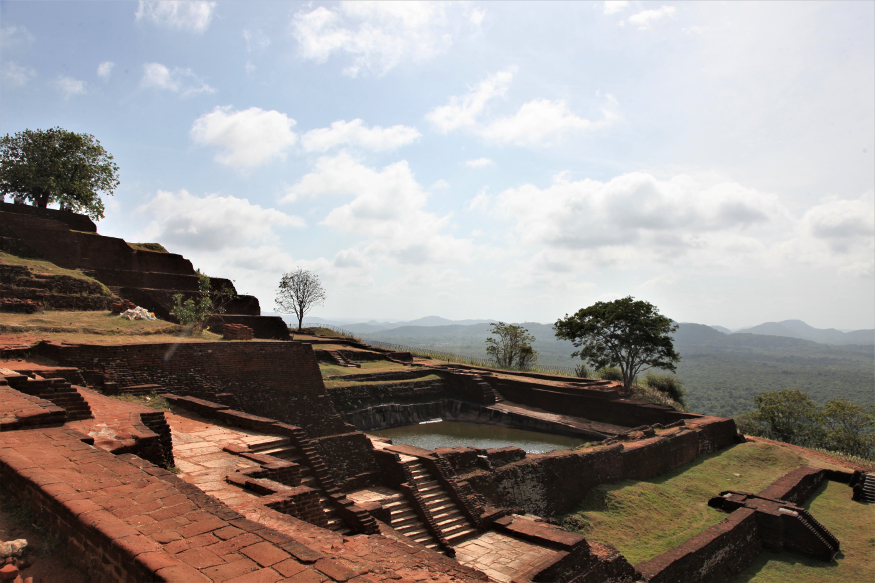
{"left": 730, "top": 480, "right": 875, "bottom": 582}
{"left": 318, "top": 360, "right": 412, "bottom": 377}
{"left": 562, "top": 441, "right": 810, "bottom": 565}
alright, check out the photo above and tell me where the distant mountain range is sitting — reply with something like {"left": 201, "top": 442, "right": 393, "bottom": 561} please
{"left": 705, "top": 319, "right": 873, "bottom": 346}
{"left": 261, "top": 313, "right": 874, "bottom": 347}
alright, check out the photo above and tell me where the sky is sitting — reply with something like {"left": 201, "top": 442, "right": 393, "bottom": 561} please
{"left": 1, "top": 1, "right": 873, "bottom": 330}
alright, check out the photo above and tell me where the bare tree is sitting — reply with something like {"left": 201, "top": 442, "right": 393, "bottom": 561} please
{"left": 275, "top": 268, "right": 327, "bottom": 331}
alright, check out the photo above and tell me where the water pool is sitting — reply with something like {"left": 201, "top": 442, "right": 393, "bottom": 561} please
{"left": 369, "top": 420, "right": 587, "bottom": 454}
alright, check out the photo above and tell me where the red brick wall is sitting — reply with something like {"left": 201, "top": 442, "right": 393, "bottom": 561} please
{"left": 637, "top": 508, "right": 761, "bottom": 583}
{"left": 37, "top": 341, "right": 343, "bottom": 436}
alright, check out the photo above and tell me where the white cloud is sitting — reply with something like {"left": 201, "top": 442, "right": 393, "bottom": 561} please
{"left": 97, "top": 61, "right": 114, "bottom": 79}
{"left": 603, "top": 1, "right": 629, "bottom": 15}
{"left": 427, "top": 68, "right": 619, "bottom": 146}
{"left": 628, "top": 6, "right": 677, "bottom": 30}
{"left": 135, "top": 1, "right": 216, "bottom": 34}
{"left": 284, "top": 152, "right": 472, "bottom": 265}
{"left": 481, "top": 96, "right": 621, "bottom": 146}
{"left": 55, "top": 76, "right": 87, "bottom": 98}
{"left": 802, "top": 192, "right": 875, "bottom": 253}
{"left": 491, "top": 172, "right": 788, "bottom": 261}
{"left": 464, "top": 158, "right": 494, "bottom": 168}
{"left": 426, "top": 67, "right": 516, "bottom": 133}
{"left": 301, "top": 119, "right": 421, "bottom": 152}
{"left": 0, "top": 24, "right": 34, "bottom": 47}
{"left": 243, "top": 29, "right": 271, "bottom": 52}
{"left": 137, "top": 189, "right": 304, "bottom": 252}
{"left": 140, "top": 63, "right": 215, "bottom": 97}
{"left": 291, "top": 2, "right": 479, "bottom": 77}
{"left": 430, "top": 179, "right": 450, "bottom": 190}
{"left": 191, "top": 106, "right": 298, "bottom": 171}
{"left": 1, "top": 61, "right": 35, "bottom": 87}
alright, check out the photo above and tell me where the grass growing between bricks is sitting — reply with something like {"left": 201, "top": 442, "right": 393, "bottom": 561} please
{"left": 561, "top": 440, "right": 810, "bottom": 565}
{"left": 729, "top": 480, "right": 875, "bottom": 583}
{"left": 0, "top": 490, "right": 64, "bottom": 559}
{"left": 110, "top": 392, "right": 171, "bottom": 411}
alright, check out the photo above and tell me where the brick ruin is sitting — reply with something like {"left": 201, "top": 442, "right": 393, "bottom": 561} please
{"left": 0, "top": 202, "right": 288, "bottom": 339}
{"left": 0, "top": 205, "right": 868, "bottom": 582}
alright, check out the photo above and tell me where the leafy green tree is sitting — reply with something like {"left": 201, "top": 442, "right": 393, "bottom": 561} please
{"left": 554, "top": 296, "right": 680, "bottom": 390}
{"left": 172, "top": 272, "right": 235, "bottom": 331}
{"left": 486, "top": 322, "right": 538, "bottom": 369}
{"left": 1, "top": 127, "right": 120, "bottom": 220}
{"left": 821, "top": 399, "right": 875, "bottom": 459}
{"left": 275, "top": 268, "right": 327, "bottom": 331}
{"left": 739, "top": 389, "right": 824, "bottom": 447}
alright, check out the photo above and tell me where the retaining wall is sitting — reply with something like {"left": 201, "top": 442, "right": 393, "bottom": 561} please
{"left": 465, "top": 420, "right": 737, "bottom": 516}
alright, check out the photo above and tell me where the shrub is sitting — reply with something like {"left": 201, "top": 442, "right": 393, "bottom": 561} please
{"left": 642, "top": 372, "right": 686, "bottom": 408}
{"left": 596, "top": 366, "right": 624, "bottom": 381}
{"left": 574, "top": 364, "right": 593, "bottom": 379}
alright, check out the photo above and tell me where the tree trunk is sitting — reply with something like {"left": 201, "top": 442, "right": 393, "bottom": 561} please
{"left": 298, "top": 315, "right": 303, "bottom": 331}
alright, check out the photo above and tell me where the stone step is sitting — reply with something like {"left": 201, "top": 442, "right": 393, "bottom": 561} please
{"left": 432, "top": 513, "right": 465, "bottom": 527}
{"left": 442, "top": 522, "right": 474, "bottom": 539}
{"left": 248, "top": 438, "right": 291, "bottom": 452}
{"left": 446, "top": 527, "right": 478, "bottom": 545}
{"left": 419, "top": 490, "right": 448, "bottom": 502}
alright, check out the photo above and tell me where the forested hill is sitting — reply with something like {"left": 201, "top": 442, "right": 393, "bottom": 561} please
{"left": 357, "top": 322, "right": 874, "bottom": 419}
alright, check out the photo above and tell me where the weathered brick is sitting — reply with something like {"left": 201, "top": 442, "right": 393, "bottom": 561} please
{"left": 240, "top": 541, "right": 291, "bottom": 567}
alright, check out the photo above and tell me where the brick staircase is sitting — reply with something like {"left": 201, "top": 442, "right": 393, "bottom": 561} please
{"left": 383, "top": 495, "right": 439, "bottom": 549}
{"left": 248, "top": 438, "right": 352, "bottom": 534}
{"left": 326, "top": 351, "right": 360, "bottom": 368}
{"left": 6, "top": 376, "right": 92, "bottom": 420}
{"left": 861, "top": 473, "right": 875, "bottom": 502}
{"left": 405, "top": 459, "right": 478, "bottom": 545}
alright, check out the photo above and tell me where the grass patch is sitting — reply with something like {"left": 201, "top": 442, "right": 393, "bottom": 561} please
{"left": 729, "top": 480, "right": 875, "bottom": 582}
{"left": 561, "top": 441, "right": 808, "bottom": 565}
{"left": 127, "top": 242, "right": 168, "bottom": 253}
{"left": 319, "top": 361, "right": 412, "bottom": 377}
{"left": 0, "top": 490, "right": 63, "bottom": 558}
{"left": 110, "top": 392, "right": 171, "bottom": 411}
{"left": 0, "top": 251, "right": 112, "bottom": 295}
{"left": 0, "top": 310, "right": 229, "bottom": 344}
{"left": 0, "top": 310, "right": 177, "bottom": 334}
{"left": 323, "top": 374, "right": 441, "bottom": 389}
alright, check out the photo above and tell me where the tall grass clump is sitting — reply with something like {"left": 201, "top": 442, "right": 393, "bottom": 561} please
{"left": 642, "top": 372, "right": 687, "bottom": 408}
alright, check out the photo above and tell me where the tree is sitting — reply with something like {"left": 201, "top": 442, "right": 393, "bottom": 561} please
{"left": 1, "top": 128, "right": 120, "bottom": 220}
{"left": 485, "top": 322, "right": 538, "bottom": 369}
{"left": 737, "top": 389, "right": 824, "bottom": 447}
{"left": 554, "top": 296, "right": 680, "bottom": 391}
{"left": 275, "top": 268, "right": 327, "bottom": 331}
{"left": 821, "top": 399, "right": 875, "bottom": 459}
{"left": 172, "top": 271, "right": 235, "bottom": 332}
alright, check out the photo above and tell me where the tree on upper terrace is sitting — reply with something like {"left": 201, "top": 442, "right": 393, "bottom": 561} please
{"left": 485, "top": 322, "right": 538, "bottom": 369}
{"left": 0, "top": 128, "right": 120, "bottom": 220}
{"left": 554, "top": 296, "right": 681, "bottom": 391}
{"left": 276, "top": 268, "right": 327, "bottom": 331}
{"left": 737, "top": 388, "right": 875, "bottom": 459}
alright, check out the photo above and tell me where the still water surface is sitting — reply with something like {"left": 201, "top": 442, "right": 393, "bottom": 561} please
{"left": 369, "top": 420, "right": 586, "bottom": 454}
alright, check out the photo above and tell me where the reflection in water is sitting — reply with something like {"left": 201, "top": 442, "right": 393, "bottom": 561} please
{"left": 369, "top": 420, "right": 586, "bottom": 454}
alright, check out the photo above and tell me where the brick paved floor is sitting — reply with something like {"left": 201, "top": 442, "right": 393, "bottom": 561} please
{"left": 166, "top": 411, "right": 279, "bottom": 509}
{"left": 453, "top": 532, "right": 561, "bottom": 583}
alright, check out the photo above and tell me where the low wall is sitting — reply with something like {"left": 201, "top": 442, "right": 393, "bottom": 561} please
{"left": 637, "top": 508, "right": 761, "bottom": 583}
{"left": 488, "top": 378, "right": 694, "bottom": 428}
{"left": 466, "top": 421, "right": 735, "bottom": 516}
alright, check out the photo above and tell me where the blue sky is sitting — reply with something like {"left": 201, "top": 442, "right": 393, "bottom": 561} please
{"left": 2, "top": 1, "right": 873, "bottom": 329}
